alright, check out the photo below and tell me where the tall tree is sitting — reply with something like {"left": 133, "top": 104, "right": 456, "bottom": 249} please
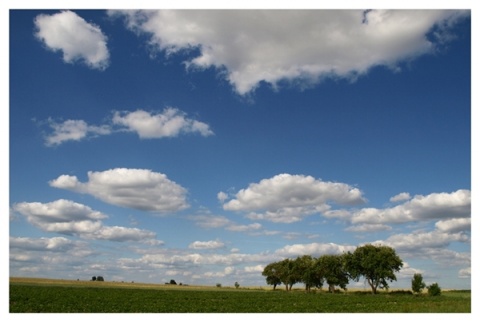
{"left": 262, "top": 261, "right": 282, "bottom": 290}
{"left": 316, "top": 254, "right": 349, "bottom": 293}
{"left": 345, "top": 244, "right": 403, "bottom": 294}
{"left": 277, "top": 258, "right": 298, "bottom": 291}
{"left": 294, "top": 255, "right": 323, "bottom": 292}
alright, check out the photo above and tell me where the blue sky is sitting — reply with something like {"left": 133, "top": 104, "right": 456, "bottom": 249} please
{"left": 7, "top": 7, "right": 473, "bottom": 290}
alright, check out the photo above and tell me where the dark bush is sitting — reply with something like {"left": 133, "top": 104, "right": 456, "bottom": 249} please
{"left": 91, "top": 276, "right": 96, "bottom": 281}
{"left": 427, "top": 283, "right": 441, "bottom": 296}
{"left": 169, "top": 279, "right": 177, "bottom": 285}
{"left": 389, "top": 290, "right": 413, "bottom": 295}
{"left": 96, "top": 276, "right": 104, "bottom": 282}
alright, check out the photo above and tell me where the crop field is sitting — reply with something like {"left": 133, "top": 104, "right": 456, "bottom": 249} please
{"left": 9, "top": 277, "right": 471, "bottom": 313}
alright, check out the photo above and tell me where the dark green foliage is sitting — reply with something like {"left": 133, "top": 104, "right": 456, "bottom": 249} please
{"left": 169, "top": 279, "right": 177, "bottom": 285}
{"left": 235, "top": 282, "right": 240, "bottom": 289}
{"left": 96, "top": 276, "right": 104, "bottom": 282}
{"left": 9, "top": 284, "right": 470, "bottom": 313}
{"left": 315, "top": 254, "right": 349, "bottom": 292}
{"left": 345, "top": 244, "right": 403, "bottom": 294}
{"left": 427, "top": 283, "right": 441, "bottom": 296}
{"left": 411, "top": 273, "right": 426, "bottom": 294}
{"left": 262, "top": 262, "right": 282, "bottom": 290}
{"left": 91, "top": 276, "right": 96, "bottom": 281}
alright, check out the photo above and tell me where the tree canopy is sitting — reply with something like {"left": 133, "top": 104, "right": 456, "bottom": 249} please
{"left": 345, "top": 244, "right": 403, "bottom": 294}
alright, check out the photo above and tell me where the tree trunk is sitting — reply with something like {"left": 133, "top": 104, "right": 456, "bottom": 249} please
{"left": 329, "top": 284, "right": 335, "bottom": 293}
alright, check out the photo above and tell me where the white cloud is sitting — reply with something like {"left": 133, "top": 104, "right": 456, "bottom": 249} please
{"left": 217, "top": 191, "right": 228, "bottom": 203}
{"left": 390, "top": 192, "right": 411, "bottom": 203}
{"left": 345, "top": 223, "right": 392, "bottom": 232}
{"left": 10, "top": 236, "right": 82, "bottom": 253}
{"left": 112, "top": 108, "right": 213, "bottom": 138}
{"left": 275, "top": 242, "right": 356, "bottom": 257}
{"left": 435, "top": 218, "right": 471, "bottom": 233}
{"left": 110, "top": 10, "right": 469, "bottom": 94}
{"left": 189, "top": 240, "right": 225, "bottom": 250}
{"left": 350, "top": 190, "right": 470, "bottom": 225}
{"left": 458, "top": 267, "right": 471, "bottom": 278}
{"left": 188, "top": 214, "right": 262, "bottom": 232}
{"left": 43, "top": 108, "right": 213, "bottom": 146}
{"left": 379, "top": 230, "right": 469, "bottom": 251}
{"left": 90, "top": 226, "right": 158, "bottom": 242}
{"left": 34, "top": 10, "right": 109, "bottom": 70}
{"left": 49, "top": 168, "right": 189, "bottom": 213}
{"left": 12, "top": 199, "right": 161, "bottom": 243}
{"left": 44, "top": 119, "right": 111, "bottom": 146}
{"left": 226, "top": 222, "right": 262, "bottom": 232}
{"left": 13, "top": 199, "right": 106, "bottom": 235}
{"left": 223, "top": 173, "right": 365, "bottom": 223}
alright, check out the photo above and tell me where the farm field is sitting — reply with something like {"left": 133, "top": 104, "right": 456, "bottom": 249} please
{"left": 9, "top": 277, "right": 471, "bottom": 313}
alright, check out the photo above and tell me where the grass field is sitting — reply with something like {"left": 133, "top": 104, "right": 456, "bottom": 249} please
{"left": 9, "top": 277, "right": 471, "bottom": 313}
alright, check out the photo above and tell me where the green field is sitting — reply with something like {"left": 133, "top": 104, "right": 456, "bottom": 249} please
{"left": 9, "top": 278, "right": 471, "bottom": 313}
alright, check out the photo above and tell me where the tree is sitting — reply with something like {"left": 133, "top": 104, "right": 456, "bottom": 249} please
{"left": 345, "top": 244, "right": 403, "bottom": 294}
{"left": 277, "top": 258, "right": 299, "bottom": 291}
{"left": 91, "top": 276, "right": 96, "bottom": 281}
{"left": 316, "top": 254, "right": 349, "bottom": 293}
{"left": 427, "top": 283, "right": 441, "bottom": 296}
{"left": 411, "top": 273, "right": 426, "bottom": 294}
{"left": 169, "top": 279, "right": 177, "bottom": 285}
{"left": 294, "top": 255, "right": 324, "bottom": 292}
{"left": 234, "top": 281, "right": 240, "bottom": 289}
{"left": 96, "top": 276, "right": 104, "bottom": 281}
{"left": 262, "top": 261, "right": 282, "bottom": 290}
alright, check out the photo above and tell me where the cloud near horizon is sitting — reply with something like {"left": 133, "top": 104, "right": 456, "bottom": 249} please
{"left": 109, "top": 9, "right": 469, "bottom": 94}
{"left": 12, "top": 199, "right": 160, "bottom": 243}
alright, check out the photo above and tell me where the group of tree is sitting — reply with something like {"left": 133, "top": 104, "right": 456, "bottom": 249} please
{"left": 262, "top": 244, "right": 403, "bottom": 294}
{"left": 91, "top": 276, "right": 104, "bottom": 281}
{"left": 411, "top": 273, "right": 441, "bottom": 296}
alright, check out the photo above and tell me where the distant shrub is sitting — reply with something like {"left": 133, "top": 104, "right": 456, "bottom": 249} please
{"left": 96, "top": 276, "right": 104, "bottom": 282}
{"left": 411, "top": 273, "right": 426, "bottom": 294}
{"left": 169, "top": 279, "right": 177, "bottom": 285}
{"left": 216, "top": 283, "right": 222, "bottom": 288}
{"left": 390, "top": 290, "right": 413, "bottom": 295}
{"left": 235, "top": 282, "right": 240, "bottom": 289}
{"left": 427, "top": 283, "right": 441, "bottom": 296}
{"left": 91, "top": 276, "right": 96, "bottom": 281}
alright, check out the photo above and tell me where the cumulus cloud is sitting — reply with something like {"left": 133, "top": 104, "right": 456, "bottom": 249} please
{"left": 34, "top": 10, "right": 109, "bottom": 70}
{"left": 112, "top": 108, "right": 213, "bottom": 138}
{"left": 42, "top": 108, "right": 213, "bottom": 146}
{"left": 345, "top": 223, "right": 392, "bottom": 232}
{"left": 350, "top": 190, "right": 470, "bottom": 225}
{"left": 49, "top": 168, "right": 189, "bottom": 213}
{"left": 435, "top": 218, "right": 471, "bottom": 233}
{"left": 44, "top": 119, "right": 111, "bottom": 146}
{"left": 458, "top": 267, "right": 471, "bottom": 278}
{"left": 390, "top": 192, "right": 411, "bottom": 203}
{"left": 10, "top": 236, "right": 84, "bottom": 253}
{"left": 189, "top": 214, "right": 262, "bottom": 232}
{"left": 13, "top": 199, "right": 106, "bottom": 235}
{"left": 275, "top": 242, "right": 356, "bottom": 257}
{"left": 109, "top": 9, "right": 469, "bottom": 94}
{"left": 189, "top": 240, "right": 225, "bottom": 250}
{"left": 217, "top": 191, "right": 228, "bottom": 203}
{"left": 379, "top": 230, "right": 470, "bottom": 251}
{"left": 12, "top": 199, "right": 161, "bottom": 243}
{"left": 223, "top": 174, "right": 365, "bottom": 223}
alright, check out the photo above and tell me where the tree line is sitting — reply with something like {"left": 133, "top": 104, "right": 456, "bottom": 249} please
{"left": 262, "top": 244, "right": 403, "bottom": 294}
